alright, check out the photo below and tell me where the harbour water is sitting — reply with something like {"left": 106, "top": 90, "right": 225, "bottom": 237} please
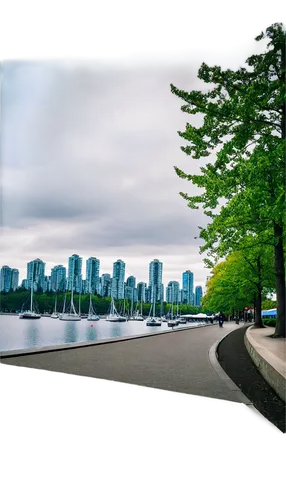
{"left": 0, "top": 315, "right": 204, "bottom": 352}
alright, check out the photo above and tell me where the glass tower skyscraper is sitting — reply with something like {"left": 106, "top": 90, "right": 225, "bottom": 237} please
{"left": 86, "top": 257, "right": 100, "bottom": 294}
{"left": 182, "top": 270, "right": 194, "bottom": 305}
{"left": 27, "top": 259, "right": 45, "bottom": 291}
{"left": 68, "top": 254, "right": 82, "bottom": 293}
{"left": 148, "top": 259, "right": 163, "bottom": 303}
{"left": 111, "top": 259, "right": 125, "bottom": 299}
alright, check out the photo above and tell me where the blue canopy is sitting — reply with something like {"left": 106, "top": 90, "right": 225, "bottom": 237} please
{"left": 262, "top": 309, "right": 277, "bottom": 317}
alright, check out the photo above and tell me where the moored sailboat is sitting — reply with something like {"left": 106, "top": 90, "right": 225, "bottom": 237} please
{"left": 146, "top": 290, "right": 161, "bottom": 326}
{"left": 87, "top": 294, "right": 100, "bottom": 321}
{"left": 59, "top": 270, "right": 81, "bottom": 321}
{"left": 106, "top": 297, "right": 127, "bottom": 322}
{"left": 129, "top": 298, "right": 144, "bottom": 321}
{"left": 50, "top": 295, "right": 59, "bottom": 319}
{"left": 19, "top": 276, "right": 41, "bottom": 320}
{"left": 167, "top": 285, "right": 177, "bottom": 327}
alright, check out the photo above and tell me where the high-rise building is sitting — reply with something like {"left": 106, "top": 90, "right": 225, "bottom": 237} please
{"left": 100, "top": 274, "right": 111, "bottom": 297}
{"left": 27, "top": 259, "right": 45, "bottom": 291}
{"left": 86, "top": 257, "right": 100, "bottom": 294}
{"left": 124, "top": 285, "right": 132, "bottom": 302}
{"left": 137, "top": 282, "right": 146, "bottom": 303}
{"left": 0, "top": 265, "right": 12, "bottom": 292}
{"left": 21, "top": 279, "right": 28, "bottom": 289}
{"left": 195, "top": 286, "right": 203, "bottom": 307}
{"left": 148, "top": 259, "right": 163, "bottom": 303}
{"left": 11, "top": 269, "right": 19, "bottom": 290}
{"left": 166, "top": 281, "right": 180, "bottom": 304}
{"left": 145, "top": 285, "right": 152, "bottom": 303}
{"left": 51, "top": 265, "right": 67, "bottom": 292}
{"left": 126, "top": 276, "right": 136, "bottom": 289}
{"left": 111, "top": 259, "right": 125, "bottom": 299}
{"left": 182, "top": 270, "right": 194, "bottom": 304}
{"left": 43, "top": 276, "right": 52, "bottom": 293}
{"left": 67, "top": 254, "right": 82, "bottom": 293}
{"left": 125, "top": 276, "right": 136, "bottom": 301}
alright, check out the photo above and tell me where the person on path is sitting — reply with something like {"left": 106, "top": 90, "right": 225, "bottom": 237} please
{"left": 218, "top": 312, "right": 224, "bottom": 327}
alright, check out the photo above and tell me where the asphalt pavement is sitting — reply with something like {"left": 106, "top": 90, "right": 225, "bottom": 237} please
{"left": 218, "top": 325, "right": 286, "bottom": 432}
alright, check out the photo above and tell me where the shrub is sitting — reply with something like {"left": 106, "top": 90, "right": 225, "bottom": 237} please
{"left": 263, "top": 318, "right": 276, "bottom": 327}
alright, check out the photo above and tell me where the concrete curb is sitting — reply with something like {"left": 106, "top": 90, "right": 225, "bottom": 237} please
{"left": 244, "top": 326, "right": 286, "bottom": 403}
{"left": 209, "top": 328, "right": 255, "bottom": 407}
{"left": 0, "top": 322, "right": 214, "bottom": 359}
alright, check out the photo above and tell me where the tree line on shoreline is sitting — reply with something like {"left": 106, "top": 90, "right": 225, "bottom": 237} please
{"left": 0, "top": 289, "right": 205, "bottom": 316}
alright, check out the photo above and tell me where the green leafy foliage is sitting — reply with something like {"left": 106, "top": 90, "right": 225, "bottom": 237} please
{"left": 202, "top": 243, "right": 275, "bottom": 317}
{"left": 171, "top": 23, "right": 286, "bottom": 336}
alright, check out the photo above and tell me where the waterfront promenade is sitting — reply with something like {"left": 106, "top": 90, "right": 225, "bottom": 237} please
{"left": 245, "top": 326, "right": 286, "bottom": 402}
{"left": 1, "top": 322, "right": 245, "bottom": 402}
{"left": 2, "top": 322, "right": 285, "bottom": 430}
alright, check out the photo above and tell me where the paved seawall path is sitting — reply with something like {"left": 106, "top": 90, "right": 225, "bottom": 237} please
{"left": 2, "top": 322, "right": 243, "bottom": 403}
{"left": 218, "top": 325, "right": 286, "bottom": 432}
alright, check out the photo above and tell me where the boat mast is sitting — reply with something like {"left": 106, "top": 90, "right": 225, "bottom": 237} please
{"left": 62, "top": 293, "right": 67, "bottom": 314}
{"left": 70, "top": 265, "right": 75, "bottom": 314}
{"left": 30, "top": 282, "right": 33, "bottom": 311}
{"left": 30, "top": 261, "right": 34, "bottom": 311}
{"left": 131, "top": 290, "right": 134, "bottom": 316}
{"left": 110, "top": 297, "right": 115, "bottom": 315}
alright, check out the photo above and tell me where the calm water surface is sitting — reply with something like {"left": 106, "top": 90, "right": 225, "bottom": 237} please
{"left": 0, "top": 315, "right": 202, "bottom": 352}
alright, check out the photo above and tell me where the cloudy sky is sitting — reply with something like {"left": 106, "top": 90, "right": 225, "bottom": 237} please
{"left": 1, "top": 1, "right": 281, "bottom": 290}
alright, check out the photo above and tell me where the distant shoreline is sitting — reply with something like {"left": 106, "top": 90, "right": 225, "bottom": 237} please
{"left": 0, "top": 312, "right": 109, "bottom": 318}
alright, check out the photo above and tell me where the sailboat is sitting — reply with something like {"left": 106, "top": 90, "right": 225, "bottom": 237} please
{"left": 128, "top": 293, "right": 135, "bottom": 320}
{"left": 146, "top": 289, "right": 161, "bottom": 326}
{"left": 87, "top": 294, "right": 100, "bottom": 321}
{"left": 19, "top": 282, "right": 41, "bottom": 319}
{"left": 59, "top": 271, "right": 81, "bottom": 321}
{"left": 129, "top": 297, "right": 144, "bottom": 321}
{"left": 132, "top": 297, "right": 144, "bottom": 321}
{"left": 175, "top": 301, "right": 180, "bottom": 325}
{"left": 106, "top": 297, "right": 127, "bottom": 322}
{"left": 167, "top": 285, "right": 177, "bottom": 327}
{"left": 58, "top": 294, "right": 66, "bottom": 320}
{"left": 160, "top": 294, "right": 167, "bottom": 322}
{"left": 50, "top": 294, "right": 59, "bottom": 319}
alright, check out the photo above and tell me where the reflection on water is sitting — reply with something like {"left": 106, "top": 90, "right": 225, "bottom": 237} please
{"left": 86, "top": 324, "right": 99, "bottom": 342}
{"left": 64, "top": 322, "right": 79, "bottom": 344}
{"left": 24, "top": 322, "right": 40, "bottom": 348}
{"left": 0, "top": 315, "right": 199, "bottom": 352}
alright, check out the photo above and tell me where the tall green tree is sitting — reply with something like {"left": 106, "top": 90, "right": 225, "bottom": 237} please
{"left": 202, "top": 243, "right": 275, "bottom": 327}
{"left": 171, "top": 23, "right": 285, "bottom": 337}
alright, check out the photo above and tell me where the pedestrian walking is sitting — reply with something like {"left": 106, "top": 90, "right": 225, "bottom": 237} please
{"left": 218, "top": 312, "right": 224, "bottom": 327}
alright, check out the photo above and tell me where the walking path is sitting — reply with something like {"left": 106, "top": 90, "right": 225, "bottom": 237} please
{"left": 245, "top": 326, "right": 286, "bottom": 402}
{"left": 2, "top": 321, "right": 284, "bottom": 431}
{"left": 218, "top": 325, "right": 285, "bottom": 432}
{"left": 2, "top": 322, "right": 243, "bottom": 403}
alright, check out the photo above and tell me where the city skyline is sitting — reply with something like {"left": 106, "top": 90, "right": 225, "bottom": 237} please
{"left": 0, "top": 255, "right": 202, "bottom": 301}
{"left": 0, "top": 254, "right": 201, "bottom": 294}
{"left": 1, "top": 59, "right": 219, "bottom": 294}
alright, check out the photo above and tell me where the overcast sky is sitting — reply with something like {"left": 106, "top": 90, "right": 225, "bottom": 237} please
{"left": 1, "top": 1, "right": 281, "bottom": 290}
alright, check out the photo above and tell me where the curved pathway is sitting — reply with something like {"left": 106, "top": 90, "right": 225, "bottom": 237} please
{"left": 2, "top": 322, "right": 243, "bottom": 403}
{"left": 217, "top": 325, "right": 285, "bottom": 432}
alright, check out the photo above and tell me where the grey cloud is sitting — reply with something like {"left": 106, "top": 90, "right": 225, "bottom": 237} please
{"left": 1, "top": 60, "right": 210, "bottom": 286}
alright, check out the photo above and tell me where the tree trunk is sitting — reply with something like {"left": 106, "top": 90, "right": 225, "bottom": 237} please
{"left": 254, "top": 290, "right": 264, "bottom": 328}
{"left": 273, "top": 222, "right": 286, "bottom": 337}
{"left": 273, "top": 39, "right": 286, "bottom": 338}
